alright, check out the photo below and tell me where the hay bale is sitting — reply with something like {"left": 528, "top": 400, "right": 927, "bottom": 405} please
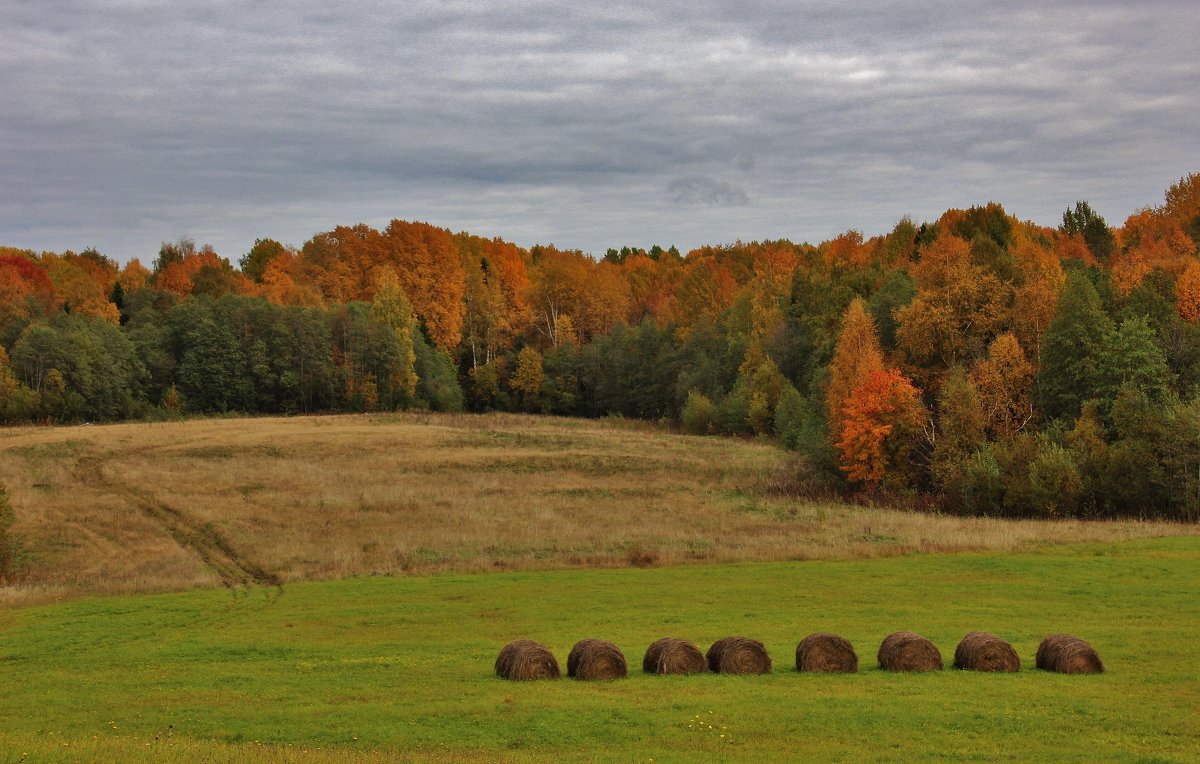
{"left": 567, "top": 638, "right": 628, "bottom": 680}
{"left": 877, "top": 631, "right": 943, "bottom": 672}
{"left": 495, "top": 639, "right": 560, "bottom": 681}
{"left": 952, "top": 632, "right": 1020, "bottom": 672}
{"left": 642, "top": 637, "right": 707, "bottom": 675}
{"left": 706, "top": 636, "right": 772, "bottom": 675}
{"left": 1036, "top": 634, "right": 1104, "bottom": 674}
{"left": 795, "top": 633, "right": 858, "bottom": 673}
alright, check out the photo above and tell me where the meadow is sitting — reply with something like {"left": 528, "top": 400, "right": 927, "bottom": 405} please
{"left": 2, "top": 413, "right": 1199, "bottom": 761}
{"left": 0, "top": 412, "right": 1193, "bottom": 603}
{"left": 1, "top": 537, "right": 1198, "bottom": 762}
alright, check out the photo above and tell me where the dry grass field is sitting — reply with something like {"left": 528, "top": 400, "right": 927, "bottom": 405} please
{"left": 1, "top": 412, "right": 1195, "bottom": 604}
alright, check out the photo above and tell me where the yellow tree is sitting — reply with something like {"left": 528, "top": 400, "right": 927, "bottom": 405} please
{"left": 118, "top": 259, "right": 151, "bottom": 292}
{"left": 1161, "top": 172, "right": 1200, "bottom": 242}
{"left": 370, "top": 267, "right": 418, "bottom": 401}
{"left": 578, "top": 260, "right": 630, "bottom": 339}
{"left": 510, "top": 346, "right": 544, "bottom": 409}
{"left": 969, "top": 332, "right": 1034, "bottom": 436}
{"left": 673, "top": 257, "right": 737, "bottom": 336}
{"left": 895, "top": 233, "right": 1010, "bottom": 371}
{"left": 1011, "top": 232, "right": 1065, "bottom": 363}
{"left": 527, "top": 246, "right": 590, "bottom": 347}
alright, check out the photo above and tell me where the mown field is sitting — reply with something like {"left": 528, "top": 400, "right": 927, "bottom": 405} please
{"left": 0, "top": 537, "right": 1198, "bottom": 762}
{"left": 1, "top": 412, "right": 1194, "bottom": 604}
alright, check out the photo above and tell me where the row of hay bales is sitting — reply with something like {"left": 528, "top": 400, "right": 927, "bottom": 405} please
{"left": 496, "top": 632, "right": 1103, "bottom": 680}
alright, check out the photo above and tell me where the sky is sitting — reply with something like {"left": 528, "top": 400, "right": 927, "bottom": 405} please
{"left": 2, "top": 0, "right": 1198, "bottom": 264}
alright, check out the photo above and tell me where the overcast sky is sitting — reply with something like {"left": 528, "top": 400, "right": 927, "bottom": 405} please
{"left": 2, "top": 1, "right": 1197, "bottom": 264}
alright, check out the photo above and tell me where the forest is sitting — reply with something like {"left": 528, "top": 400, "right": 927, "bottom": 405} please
{"left": 2, "top": 172, "right": 1199, "bottom": 520}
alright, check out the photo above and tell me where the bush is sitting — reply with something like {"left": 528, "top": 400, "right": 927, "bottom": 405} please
{"left": 716, "top": 387, "right": 753, "bottom": 435}
{"left": 1028, "top": 442, "right": 1084, "bottom": 517}
{"left": 959, "top": 447, "right": 1005, "bottom": 515}
{"left": 681, "top": 390, "right": 717, "bottom": 435}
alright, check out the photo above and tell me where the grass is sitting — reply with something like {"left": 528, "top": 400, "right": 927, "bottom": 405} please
{"left": 1, "top": 536, "right": 1198, "bottom": 762}
{"left": 1, "top": 412, "right": 1196, "bottom": 604}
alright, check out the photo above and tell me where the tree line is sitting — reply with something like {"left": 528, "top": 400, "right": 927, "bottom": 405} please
{"left": 2, "top": 173, "right": 1200, "bottom": 520}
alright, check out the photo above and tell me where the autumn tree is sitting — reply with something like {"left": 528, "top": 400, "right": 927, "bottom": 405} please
{"left": 674, "top": 257, "right": 737, "bottom": 336}
{"left": 457, "top": 235, "right": 530, "bottom": 368}
{"left": 970, "top": 332, "right": 1035, "bottom": 436}
{"left": 826, "top": 298, "right": 885, "bottom": 441}
{"left": 822, "top": 230, "right": 867, "bottom": 269}
{"left": 836, "top": 368, "right": 925, "bottom": 485}
{"left": 299, "top": 224, "right": 382, "bottom": 303}
{"left": 1176, "top": 260, "right": 1200, "bottom": 322}
{"left": 1, "top": 254, "right": 56, "bottom": 346}
{"left": 40, "top": 249, "right": 119, "bottom": 323}
{"left": 621, "top": 251, "right": 683, "bottom": 325}
{"left": 258, "top": 249, "right": 324, "bottom": 307}
{"left": 154, "top": 238, "right": 195, "bottom": 273}
{"left": 895, "top": 233, "right": 1010, "bottom": 372}
{"left": 577, "top": 260, "right": 630, "bottom": 339}
{"left": 380, "top": 221, "right": 466, "bottom": 350}
{"left": 369, "top": 268, "right": 418, "bottom": 403}
{"left": 931, "top": 366, "right": 986, "bottom": 501}
{"left": 510, "top": 346, "right": 544, "bottom": 410}
{"left": 118, "top": 259, "right": 151, "bottom": 292}
{"left": 1010, "top": 233, "right": 1065, "bottom": 363}
{"left": 527, "top": 246, "right": 590, "bottom": 347}
{"left": 1162, "top": 172, "right": 1200, "bottom": 248}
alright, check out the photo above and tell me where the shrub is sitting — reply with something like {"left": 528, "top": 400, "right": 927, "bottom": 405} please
{"left": 681, "top": 390, "right": 717, "bottom": 435}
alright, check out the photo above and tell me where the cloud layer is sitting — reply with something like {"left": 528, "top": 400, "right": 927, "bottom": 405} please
{"left": 2, "top": 1, "right": 1197, "bottom": 262}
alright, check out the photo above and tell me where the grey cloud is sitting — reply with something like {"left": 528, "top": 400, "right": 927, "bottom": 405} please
{"left": 668, "top": 176, "right": 750, "bottom": 207}
{"left": 1, "top": 1, "right": 1198, "bottom": 260}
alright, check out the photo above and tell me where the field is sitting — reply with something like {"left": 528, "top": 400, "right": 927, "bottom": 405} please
{"left": 1, "top": 538, "right": 1199, "bottom": 761}
{"left": 2, "top": 414, "right": 1200, "bottom": 761}
{"left": 0, "top": 413, "right": 1193, "bottom": 603}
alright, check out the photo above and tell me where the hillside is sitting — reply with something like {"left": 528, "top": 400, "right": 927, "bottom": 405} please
{"left": 1, "top": 412, "right": 1194, "bottom": 604}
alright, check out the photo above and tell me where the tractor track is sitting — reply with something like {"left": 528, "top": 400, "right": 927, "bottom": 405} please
{"left": 78, "top": 455, "right": 280, "bottom": 589}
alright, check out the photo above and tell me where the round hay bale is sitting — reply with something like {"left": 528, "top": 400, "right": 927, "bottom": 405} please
{"left": 952, "top": 632, "right": 1020, "bottom": 672}
{"left": 706, "top": 636, "right": 772, "bottom": 675}
{"left": 567, "top": 638, "right": 628, "bottom": 680}
{"left": 795, "top": 633, "right": 858, "bottom": 673}
{"left": 1036, "top": 634, "right": 1104, "bottom": 674}
{"left": 643, "top": 637, "right": 707, "bottom": 675}
{"left": 877, "top": 631, "right": 943, "bottom": 672}
{"left": 495, "top": 639, "right": 560, "bottom": 681}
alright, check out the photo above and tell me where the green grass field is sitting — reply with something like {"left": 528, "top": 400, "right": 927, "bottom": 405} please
{"left": 2, "top": 536, "right": 1198, "bottom": 762}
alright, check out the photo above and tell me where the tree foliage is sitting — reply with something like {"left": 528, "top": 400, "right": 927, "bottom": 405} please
{"left": 5, "top": 172, "right": 1200, "bottom": 519}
